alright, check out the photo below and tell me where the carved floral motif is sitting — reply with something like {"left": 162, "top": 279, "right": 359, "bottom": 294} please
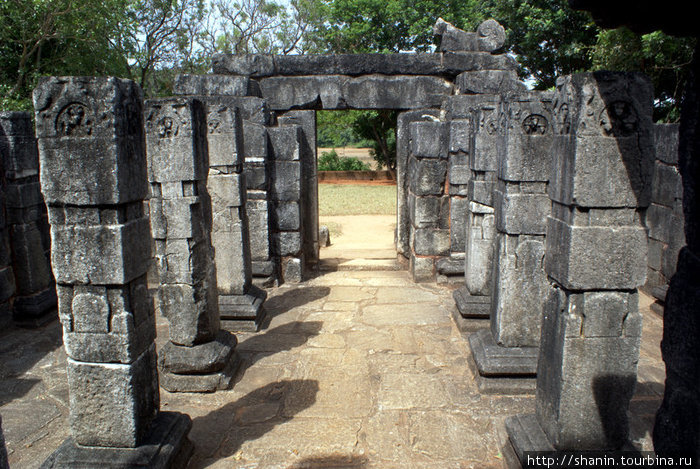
{"left": 56, "top": 103, "right": 92, "bottom": 136}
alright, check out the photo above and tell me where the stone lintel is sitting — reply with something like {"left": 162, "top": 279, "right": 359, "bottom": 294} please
{"left": 212, "top": 52, "right": 517, "bottom": 78}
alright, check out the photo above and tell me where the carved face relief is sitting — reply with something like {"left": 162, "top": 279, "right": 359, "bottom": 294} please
{"left": 600, "top": 101, "right": 637, "bottom": 136}
{"left": 522, "top": 114, "right": 548, "bottom": 135}
{"left": 157, "top": 116, "right": 177, "bottom": 138}
{"left": 56, "top": 103, "right": 92, "bottom": 136}
{"left": 556, "top": 103, "right": 570, "bottom": 135}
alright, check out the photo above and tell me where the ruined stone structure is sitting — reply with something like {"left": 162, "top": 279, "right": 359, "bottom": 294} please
{"left": 33, "top": 77, "right": 191, "bottom": 467}
{"left": 18, "top": 16, "right": 695, "bottom": 467}
{"left": 0, "top": 112, "right": 56, "bottom": 327}
{"left": 507, "top": 71, "right": 652, "bottom": 455}
{"left": 145, "top": 97, "right": 240, "bottom": 391}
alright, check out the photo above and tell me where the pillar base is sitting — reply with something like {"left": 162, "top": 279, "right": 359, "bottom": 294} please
{"left": 13, "top": 287, "right": 57, "bottom": 328}
{"left": 41, "top": 412, "right": 193, "bottom": 469}
{"left": 159, "top": 331, "right": 241, "bottom": 393}
{"left": 219, "top": 285, "right": 268, "bottom": 332}
{"left": 453, "top": 287, "right": 490, "bottom": 318}
{"left": 451, "top": 306, "right": 488, "bottom": 333}
{"left": 468, "top": 329, "right": 537, "bottom": 394}
{"left": 503, "top": 414, "right": 554, "bottom": 469}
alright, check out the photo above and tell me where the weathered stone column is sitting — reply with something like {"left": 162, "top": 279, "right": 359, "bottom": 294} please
{"left": 203, "top": 98, "right": 266, "bottom": 332}
{"left": 450, "top": 95, "right": 501, "bottom": 319}
{"left": 145, "top": 97, "right": 240, "bottom": 390}
{"left": 34, "top": 76, "right": 191, "bottom": 466}
{"left": 0, "top": 111, "right": 56, "bottom": 327}
{"left": 469, "top": 91, "right": 553, "bottom": 392}
{"left": 0, "top": 189, "right": 15, "bottom": 330}
{"left": 407, "top": 120, "right": 450, "bottom": 282}
{"left": 506, "top": 72, "right": 652, "bottom": 457}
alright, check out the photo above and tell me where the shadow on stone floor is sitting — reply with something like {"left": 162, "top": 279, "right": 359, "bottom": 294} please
{"left": 188, "top": 379, "right": 320, "bottom": 466}
{"left": 262, "top": 286, "right": 331, "bottom": 322}
{"left": 286, "top": 454, "right": 369, "bottom": 468}
{"left": 0, "top": 319, "right": 62, "bottom": 406}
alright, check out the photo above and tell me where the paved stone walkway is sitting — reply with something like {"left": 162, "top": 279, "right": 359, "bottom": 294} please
{"left": 0, "top": 265, "right": 665, "bottom": 469}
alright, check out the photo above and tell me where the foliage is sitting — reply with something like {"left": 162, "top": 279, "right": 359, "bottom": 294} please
{"left": 591, "top": 28, "right": 695, "bottom": 122}
{"left": 351, "top": 111, "right": 397, "bottom": 170}
{"left": 318, "top": 149, "right": 370, "bottom": 171}
{"left": 0, "top": 0, "right": 128, "bottom": 104}
{"left": 316, "top": 110, "right": 373, "bottom": 147}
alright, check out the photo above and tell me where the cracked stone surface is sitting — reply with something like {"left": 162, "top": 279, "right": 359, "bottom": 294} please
{"left": 1, "top": 269, "right": 665, "bottom": 468}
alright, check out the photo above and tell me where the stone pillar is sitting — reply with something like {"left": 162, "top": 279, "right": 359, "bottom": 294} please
{"left": 269, "top": 124, "right": 305, "bottom": 283}
{"left": 654, "top": 43, "right": 700, "bottom": 461}
{"left": 0, "top": 111, "right": 56, "bottom": 327}
{"left": 0, "top": 189, "right": 15, "bottom": 330}
{"left": 407, "top": 120, "right": 450, "bottom": 282}
{"left": 449, "top": 95, "right": 501, "bottom": 319}
{"left": 277, "top": 110, "right": 318, "bottom": 272}
{"left": 145, "top": 97, "right": 241, "bottom": 390}
{"left": 34, "top": 76, "right": 191, "bottom": 466}
{"left": 506, "top": 72, "right": 652, "bottom": 457}
{"left": 203, "top": 98, "right": 266, "bottom": 332}
{"left": 469, "top": 91, "right": 553, "bottom": 392}
{"left": 396, "top": 110, "right": 440, "bottom": 261}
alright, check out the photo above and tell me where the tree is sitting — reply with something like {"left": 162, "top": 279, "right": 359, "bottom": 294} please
{"left": 0, "top": 0, "right": 128, "bottom": 108}
{"left": 352, "top": 111, "right": 398, "bottom": 170}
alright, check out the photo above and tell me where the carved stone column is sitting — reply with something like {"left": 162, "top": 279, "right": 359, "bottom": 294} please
{"left": 506, "top": 72, "right": 652, "bottom": 458}
{"left": 34, "top": 76, "right": 192, "bottom": 467}
{"left": 145, "top": 97, "right": 240, "bottom": 391}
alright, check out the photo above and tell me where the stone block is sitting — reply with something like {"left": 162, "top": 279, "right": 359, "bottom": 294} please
{"left": 205, "top": 102, "right": 244, "bottom": 168}
{"left": 467, "top": 172, "right": 496, "bottom": 206}
{"left": 12, "top": 287, "right": 57, "bottom": 322}
{"left": 652, "top": 160, "right": 681, "bottom": 208}
{"left": 33, "top": 77, "right": 148, "bottom": 206}
{"left": 145, "top": 98, "right": 209, "bottom": 184}
{"left": 410, "top": 256, "right": 435, "bottom": 283}
{"left": 455, "top": 70, "right": 523, "bottom": 94}
{"left": 281, "top": 256, "right": 303, "bottom": 283}
{"left": 158, "top": 280, "right": 219, "bottom": 346}
{"left": 409, "top": 158, "right": 447, "bottom": 196}
{"left": 436, "top": 255, "right": 464, "bottom": 275}
{"left": 550, "top": 135, "right": 653, "bottom": 208}
{"left": 212, "top": 221, "right": 251, "bottom": 296}
{"left": 59, "top": 278, "right": 156, "bottom": 363}
{"left": 0, "top": 111, "right": 34, "bottom": 136}
{"left": 51, "top": 215, "right": 151, "bottom": 285}
{"left": 409, "top": 121, "right": 447, "bottom": 159}
{"left": 410, "top": 194, "right": 449, "bottom": 229}
{"left": 647, "top": 237, "right": 664, "bottom": 270}
{"left": 413, "top": 227, "right": 450, "bottom": 256}
{"left": 208, "top": 173, "right": 243, "bottom": 210}
{"left": 269, "top": 125, "right": 302, "bottom": 161}
{"left": 0, "top": 136, "right": 39, "bottom": 179}
{"left": 198, "top": 96, "right": 271, "bottom": 126}
{"left": 464, "top": 205, "right": 496, "bottom": 295}
{"left": 9, "top": 221, "right": 53, "bottom": 294}
{"left": 654, "top": 123, "right": 680, "bottom": 165}
{"left": 450, "top": 197, "right": 469, "bottom": 252}
{"left": 243, "top": 122, "right": 269, "bottom": 159}
{"left": 275, "top": 201, "right": 301, "bottom": 231}
{"left": 67, "top": 346, "right": 159, "bottom": 447}
{"left": 3, "top": 181, "right": 43, "bottom": 210}
{"left": 449, "top": 119, "right": 470, "bottom": 154}
{"left": 153, "top": 237, "right": 212, "bottom": 285}
{"left": 449, "top": 163, "right": 470, "bottom": 186}
{"left": 434, "top": 18, "right": 506, "bottom": 52}
{"left": 491, "top": 235, "right": 549, "bottom": 347}
{"left": 275, "top": 232, "right": 302, "bottom": 256}
{"left": 247, "top": 199, "right": 270, "bottom": 260}
{"left": 499, "top": 131, "right": 552, "bottom": 184}
{"left": 545, "top": 216, "right": 647, "bottom": 290}
{"left": 149, "top": 196, "right": 207, "bottom": 241}
{"left": 244, "top": 164, "right": 268, "bottom": 190}
{"left": 271, "top": 161, "right": 301, "bottom": 201}
{"left": 647, "top": 202, "right": 673, "bottom": 242}
{"left": 443, "top": 94, "right": 500, "bottom": 120}
{"left": 173, "top": 74, "right": 256, "bottom": 96}
{"left": 494, "top": 183, "right": 550, "bottom": 235}
{"left": 536, "top": 286, "right": 641, "bottom": 449}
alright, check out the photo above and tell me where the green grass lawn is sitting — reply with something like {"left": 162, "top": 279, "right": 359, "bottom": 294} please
{"left": 318, "top": 184, "right": 396, "bottom": 216}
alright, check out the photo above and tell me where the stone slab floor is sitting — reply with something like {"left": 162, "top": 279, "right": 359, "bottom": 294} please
{"left": 0, "top": 269, "right": 665, "bottom": 469}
